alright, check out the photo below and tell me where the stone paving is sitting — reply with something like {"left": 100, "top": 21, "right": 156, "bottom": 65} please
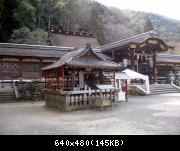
{"left": 0, "top": 93, "right": 180, "bottom": 135}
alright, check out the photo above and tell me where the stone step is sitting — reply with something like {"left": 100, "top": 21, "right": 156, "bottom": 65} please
{"left": 150, "top": 86, "right": 174, "bottom": 89}
{"left": 149, "top": 91, "right": 180, "bottom": 95}
{"left": 0, "top": 98, "right": 16, "bottom": 101}
{"left": 150, "top": 88, "right": 178, "bottom": 91}
{"left": 0, "top": 93, "right": 15, "bottom": 95}
{"left": 150, "top": 90, "right": 180, "bottom": 93}
{"left": 0, "top": 90, "right": 16, "bottom": 102}
{"left": 0, "top": 92, "right": 15, "bottom": 95}
{"left": 0, "top": 97, "right": 16, "bottom": 101}
{"left": 136, "top": 84, "right": 180, "bottom": 95}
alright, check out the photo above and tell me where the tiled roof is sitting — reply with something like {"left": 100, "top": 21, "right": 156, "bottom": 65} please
{"left": 0, "top": 43, "right": 75, "bottom": 59}
{"left": 157, "top": 53, "right": 180, "bottom": 63}
{"left": 42, "top": 44, "right": 121, "bottom": 71}
{"left": 96, "top": 31, "right": 157, "bottom": 51}
{"left": 96, "top": 31, "right": 173, "bottom": 52}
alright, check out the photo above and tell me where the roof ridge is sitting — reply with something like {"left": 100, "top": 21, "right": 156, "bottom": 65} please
{"left": 0, "top": 43, "right": 75, "bottom": 51}
{"left": 96, "top": 30, "right": 157, "bottom": 49}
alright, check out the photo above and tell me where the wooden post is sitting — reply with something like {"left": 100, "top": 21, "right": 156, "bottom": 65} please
{"left": 39, "top": 59, "right": 43, "bottom": 78}
{"left": 136, "top": 54, "right": 140, "bottom": 72}
{"left": 72, "top": 74, "right": 75, "bottom": 90}
{"left": 19, "top": 59, "right": 23, "bottom": 78}
{"left": 0, "top": 59, "right": 4, "bottom": 88}
{"left": 131, "top": 54, "right": 135, "bottom": 71}
{"left": 79, "top": 71, "right": 84, "bottom": 89}
{"left": 95, "top": 89, "right": 97, "bottom": 100}
{"left": 100, "top": 89, "right": 103, "bottom": 110}
{"left": 113, "top": 71, "right": 116, "bottom": 88}
{"left": 45, "top": 72, "right": 47, "bottom": 89}
{"left": 62, "top": 68, "right": 64, "bottom": 91}
{"left": 153, "top": 53, "right": 157, "bottom": 83}
{"left": 110, "top": 89, "right": 112, "bottom": 109}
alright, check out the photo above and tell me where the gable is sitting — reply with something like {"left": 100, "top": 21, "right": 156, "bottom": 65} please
{"left": 79, "top": 49, "right": 102, "bottom": 60}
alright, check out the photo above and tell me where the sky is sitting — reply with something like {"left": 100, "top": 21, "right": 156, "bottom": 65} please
{"left": 95, "top": 0, "right": 180, "bottom": 21}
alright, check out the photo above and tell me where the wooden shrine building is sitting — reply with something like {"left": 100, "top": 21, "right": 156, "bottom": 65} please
{"left": 156, "top": 53, "right": 180, "bottom": 84}
{"left": 0, "top": 31, "right": 99, "bottom": 81}
{"left": 0, "top": 43, "right": 75, "bottom": 80}
{"left": 42, "top": 43, "right": 121, "bottom": 111}
{"left": 0, "top": 30, "right": 180, "bottom": 85}
{"left": 96, "top": 31, "right": 174, "bottom": 83}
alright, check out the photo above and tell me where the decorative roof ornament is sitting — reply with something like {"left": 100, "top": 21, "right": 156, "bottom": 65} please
{"left": 150, "top": 30, "right": 158, "bottom": 37}
{"left": 85, "top": 43, "right": 91, "bottom": 50}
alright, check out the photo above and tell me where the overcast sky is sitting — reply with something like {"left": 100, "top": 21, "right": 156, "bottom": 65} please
{"left": 95, "top": 0, "right": 180, "bottom": 21}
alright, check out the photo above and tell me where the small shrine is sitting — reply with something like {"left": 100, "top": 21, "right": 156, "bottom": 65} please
{"left": 42, "top": 43, "right": 121, "bottom": 111}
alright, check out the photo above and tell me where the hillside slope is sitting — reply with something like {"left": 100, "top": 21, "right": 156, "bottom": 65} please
{"left": 121, "top": 9, "right": 180, "bottom": 42}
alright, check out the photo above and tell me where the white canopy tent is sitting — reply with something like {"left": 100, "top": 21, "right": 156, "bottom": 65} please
{"left": 115, "top": 69, "right": 150, "bottom": 94}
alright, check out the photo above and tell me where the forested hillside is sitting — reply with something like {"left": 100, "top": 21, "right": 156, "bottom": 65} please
{"left": 122, "top": 10, "right": 180, "bottom": 42}
{"left": 0, "top": 0, "right": 113, "bottom": 45}
{"left": 1, "top": 0, "right": 180, "bottom": 48}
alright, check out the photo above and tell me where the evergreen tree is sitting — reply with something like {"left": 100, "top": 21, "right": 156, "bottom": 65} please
{"left": 144, "top": 19, "right": 154, "bottom": 32}
{"left": 90, "top": 2, "right": 107, "bottom": 45}
{"left": 0, "top": 0, "right": 5, "bottom": 29}
{"left": 14, "top": 0, "right": 37, "bottom": 29}
{"left": 10, "top": 27, "right": 48, "bottom": 45}
{"left": 0, "top": 0, "right": 19, "bottom": 42}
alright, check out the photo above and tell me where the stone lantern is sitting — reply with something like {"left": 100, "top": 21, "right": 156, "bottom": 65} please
{"left": 175, "top": 71, "right": 180, "bottom": 86}
{"left": 168, "top": 71, "right": 175, "bottom": 84}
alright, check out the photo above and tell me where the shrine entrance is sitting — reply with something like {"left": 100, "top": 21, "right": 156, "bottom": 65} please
{"left": 97, "top": 31, "right": 174, "bottom": 83}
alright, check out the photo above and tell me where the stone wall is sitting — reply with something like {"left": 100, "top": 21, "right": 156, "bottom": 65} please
{"left": 16, "top": 81, "right": 45, "bottom": 100}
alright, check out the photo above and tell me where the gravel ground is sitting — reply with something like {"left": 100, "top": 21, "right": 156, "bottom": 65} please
{"left": 0, "top": 93, "right": 180, "bottom": 135}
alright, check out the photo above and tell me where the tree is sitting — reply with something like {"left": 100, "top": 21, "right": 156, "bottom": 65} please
{"left": 0, "top": 0, "right": 19, "bottom": 42}
{"left": 9, "top": 27, "right": 48, "bottom": 45}
{"left": 90, "top": 2, "right": 107, "bottom": 45}
{"left": 36, "top": 0, "right": 63, "bottom": 31}
{"left": 32, "top": 28, "right": 48, "bottom": 45}
{"left": 0, "top": 0, "right": 5, "bottom": 29}
{"left": 14, "top": 0, "right": 36, "bottom": 29}
{"left": 9, "top": 27, "right": 33, "bottom": 44}
{"left": 144, "top": 19, "right": 154, "bottom": 32}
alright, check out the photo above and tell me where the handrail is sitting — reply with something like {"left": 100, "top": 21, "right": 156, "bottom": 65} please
{"left": 171, "top": 84, "right": 180, "bottom": 90}
{"left": 131, "top": 85, "right": 148, "bottom": 94}
{"left": 13, "top": 82, "right": 20, "bottom": 99}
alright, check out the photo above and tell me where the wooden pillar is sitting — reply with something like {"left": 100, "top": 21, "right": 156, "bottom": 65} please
{"left": 99, "top": 71, "right": 103, "bottom": 84}
{"left": 39, "top": 59, "right": 43, "bottom": 78}
{"left": 19, "top": 59, "right": 23, "bottom": 79}
{"left": 79, "top": 71, "right": 84, "bottom": 89}
{"left": 62, "top": 68, "right": 64, "bottom": 91}
{"left": 136, "top": 54, "right": 139, "bottom": 72}
{"left": 153, "top": 53, "right": 157, "bottom": 83}
{"left": 112, "top": 50, "right": 115, "bottom": 60}
{"left": 113, "top": 71, "right": 116, "bottom": 88}
{"left": 45, "top": 72, "right": 47, "bottom": 89}
{"left": 72, "top": 73, "right": 75, "bottom": 91}
{"left": 0, "top": 58, "right": 4, "bottom": 88}
{"left": 131, "top": 54, "right": 135, "bottom": 71}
